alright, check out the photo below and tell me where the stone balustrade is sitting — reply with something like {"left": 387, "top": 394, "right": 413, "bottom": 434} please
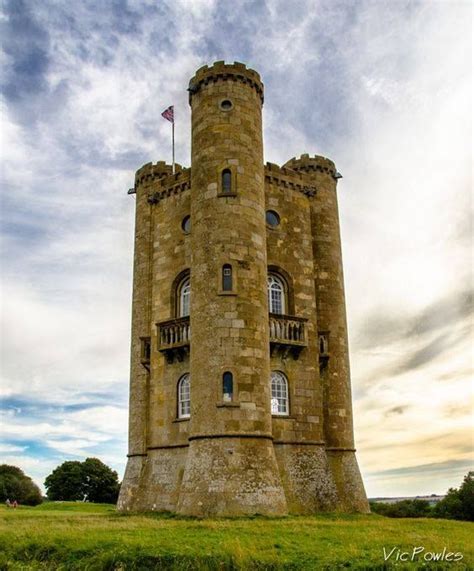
{"left": 158, "top": 317, "right": 190, "bottom": 363}
{"left": 269, "top": 314, "right": 306, "bottom": 344}
{"left": 157, "top": 314, "right": 307, "bottom": 362}
{"left": 269, "top": 314, "right": 307, "bottom": 359}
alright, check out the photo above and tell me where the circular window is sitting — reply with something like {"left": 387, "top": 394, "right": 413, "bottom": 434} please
{"left": 182, "top": 215, "right": 191, "bottom": 234}
{"left": 266, "top": 210, "right": 280, "bottom": 227}
{"left": 219, "top": 99, "right": 233, "bottom": 111}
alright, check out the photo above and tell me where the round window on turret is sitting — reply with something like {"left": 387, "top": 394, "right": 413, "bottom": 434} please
{"left": 219, "top": 99, "right": 233, "bottom": 111}
{"left": 266, "top": 210, "right": 280, "bottom": 227}
{"left": 182, "top": 215, "right": 191, "bottom": 234}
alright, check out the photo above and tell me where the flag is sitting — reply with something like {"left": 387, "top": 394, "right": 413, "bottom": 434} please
{"left": 161, "top": 105, "right": 174, "bottom": 123}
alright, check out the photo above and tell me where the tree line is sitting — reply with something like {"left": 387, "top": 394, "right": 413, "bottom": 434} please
{"left": 370, "top": 472, "right": 474, "bottom": 521}
{"left": 0, "top": 458, "right": 120, "bottom": 506}
{"left": 1, "top": 460, "right": 472, "bottom": 521}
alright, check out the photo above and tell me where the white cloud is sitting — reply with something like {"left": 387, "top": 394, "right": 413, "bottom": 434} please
{"left": 0, "top": 443, "right": 27, "bottom": 453}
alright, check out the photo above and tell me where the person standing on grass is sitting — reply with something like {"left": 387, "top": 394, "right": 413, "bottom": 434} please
{"left": 12, "top": 500, "right": 17, "bottom": 508}
{"left": 5, "top": 499, "right": 11, "bottom": 508}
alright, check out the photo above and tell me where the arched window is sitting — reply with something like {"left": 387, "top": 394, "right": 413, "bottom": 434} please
{"left": 268, "top": 274, "right": 285, "bottom": 314}
{"left": 179, "top": 277, "right": 190, "bottom": 317}
{"left": 178, "top": 374, "right": 190, "bottom": 418}
{"left": 222, "top": 264, "right": 233, "bottom": 291}
{"left": 271, "top": 371, "right": 289, "bottom": 416}
{"left": 223, "top": 371, "right": 233, "bottom": 402}
{"left": 222, "top": 169, "right": 232, "bottom": 193}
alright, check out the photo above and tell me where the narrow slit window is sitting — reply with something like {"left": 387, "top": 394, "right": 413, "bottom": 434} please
{"left": 222, "top": 264, "right": 233, "bottom": 291}
{"left": 140, "top": 337, "right": 151, "bottom": 364}
{"left": 222, "top": 169, "right": 232, "bottom": 193}
{"left": 319, "top": 334, "right": 329, "bottom": 355}
{"left": 223, "top": 372, "right": 233, "bottom": 402}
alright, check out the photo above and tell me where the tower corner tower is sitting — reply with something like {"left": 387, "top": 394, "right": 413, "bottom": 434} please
{"left": 283, "top": 154, "right": 369, "bottom": 512}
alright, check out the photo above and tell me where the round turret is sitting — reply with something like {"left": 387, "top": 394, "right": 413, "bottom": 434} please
{"left": 176, "top": 61, "right": 287, "bottom": 516}
{"left": 289, "top": 153, "right": 368, "bottom": 512}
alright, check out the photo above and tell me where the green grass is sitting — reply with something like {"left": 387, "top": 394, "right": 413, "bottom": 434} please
{"left": 0, "top": 503, "right": 472, "bottom": 570}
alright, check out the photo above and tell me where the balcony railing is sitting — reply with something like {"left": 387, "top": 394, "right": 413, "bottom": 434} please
{"left": 157, "top": 316, "right": 190, "bottom": 363}
{"left": 269, "top": 313, "right": 307, "bottom": 359}
{"left": 156, "top": 314, "right": 308, "bottom": 363}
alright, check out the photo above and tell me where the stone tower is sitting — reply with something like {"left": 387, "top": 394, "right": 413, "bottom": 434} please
{"left": 117, "top": 61, "right": 369, "bottom": 515}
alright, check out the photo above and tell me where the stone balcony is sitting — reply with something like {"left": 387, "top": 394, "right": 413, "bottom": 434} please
{"left": 269, "top": 313, "right": 307, "bottom": 360}
{"left": 158, "top": 316, "right": 190, "bottom": 363}
{"left": 157, "top": 313, "right": 308, "bottom": 363}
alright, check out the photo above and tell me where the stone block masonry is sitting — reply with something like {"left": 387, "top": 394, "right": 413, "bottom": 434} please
{"left": 117, "top": 61, "right": 369, "bottom": 515}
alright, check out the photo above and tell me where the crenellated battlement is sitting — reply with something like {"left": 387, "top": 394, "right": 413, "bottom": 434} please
{"left": 265, "top": 162, "right": 316, "bottom": 197}
{"left": 188, "top": 61, "right": 264, "bottom": 104}
{"left": 135, "top": 161, "right": 185, "bottom": 187}
{"left": 284, "top": 154, "right": 336, "bottom": 177}
{"left": 145, "top": 168, "right": 191, "bottom": 205}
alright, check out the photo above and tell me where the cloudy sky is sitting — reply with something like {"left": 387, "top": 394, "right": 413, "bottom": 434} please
{"left": 0, "top": 0, "right": 472, "bottom": 498}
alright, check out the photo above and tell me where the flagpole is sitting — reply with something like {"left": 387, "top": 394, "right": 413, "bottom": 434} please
{"left": 172, "top": 120, "right": 175, "bottom": 174}
{"left": 161, "top": 105, "right": 175, "bottom": 173}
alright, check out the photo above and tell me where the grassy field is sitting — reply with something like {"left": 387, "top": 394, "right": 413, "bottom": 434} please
{"left": 0, "top": 503, "right": 472, "bottom": 570}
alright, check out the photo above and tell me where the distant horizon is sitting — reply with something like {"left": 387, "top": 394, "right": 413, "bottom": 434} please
{"left": 1, "top": 0, "right": 472, "bottom": 499}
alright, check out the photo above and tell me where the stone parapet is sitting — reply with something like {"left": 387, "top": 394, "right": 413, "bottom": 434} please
{"left": 188, "top": 61, "right": 264, "bottom": 104}
{"left": 265, "top": 162, "right": 316, "bottom": 197}
{"left": 146, "top": 168, "right": 191, "bottom": 205}
{"left": 284, "top": 154, "right": 337, "bottom": 177}
{"left": 135, "top": 161, "right": 185, "bottom": 187}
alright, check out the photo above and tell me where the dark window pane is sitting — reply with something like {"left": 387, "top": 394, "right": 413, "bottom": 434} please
{"left": 223, "top": 372, "right": 233, "bottom": 401}
{"left": 222, "top": 264, "right": 232, "bottom": 291}
{"left": 222, "top": 169, "right": 232, "bottom": 193}
{"left": 144, "top": 340, "right": 151, "bottom": 361}
{"left": 220, "top": 99, "right": 233, "bottom": 110}
{"left": 266, "top": 210, "right": 280, "bottom": 227}
{"left": 182, "top": 215, "right": 191, "bottom": 233}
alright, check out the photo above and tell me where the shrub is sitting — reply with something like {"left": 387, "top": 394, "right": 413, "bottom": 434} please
{"left": 433, "top": 472, "right": 474, "bottom": 521}
{"left": 0, "top": 465, "right": 43, "bottom": 506}
{"left": 370, "top": 499, "right": 432, "bottom": 518}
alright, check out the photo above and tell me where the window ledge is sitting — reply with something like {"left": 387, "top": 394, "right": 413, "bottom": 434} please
{"left": 218, "top": 291, "right": 237, "bottom": 296}
{"left": 172, "top": 417, "right": 190, "bottom": 423}
{"left": 272, "top": 414, "right": 292, "bottom": 419}
{"left": 216, "top": 402, "right": 240, "bottom": 408}
{"left": 217, "top": 192, "right": 237, "bottom": 198}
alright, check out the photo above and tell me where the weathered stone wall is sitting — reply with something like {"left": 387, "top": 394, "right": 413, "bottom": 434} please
{"left": 148, "top": 171, "right": 191, "bottom": 450}
{"left": 117, "top": 163, "right": 157, "bottom": 510}
{"left": 264, "top": 163, "right": 339, "bottom": 513}
{"left": 118, "top": 164, "right": 192, "bottom": 511}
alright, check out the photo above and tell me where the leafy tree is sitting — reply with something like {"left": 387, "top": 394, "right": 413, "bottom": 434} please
{"left": 44, "top": 458, "right": 120, "bottom": 503}
{"left": 82, "top": 458, "right": 120, "bottom": 503}
{"left": 0, "top": 465, "right": 43, "bottom": 506}
{"left": 434, "top": 472, "right": 474, "bottom": 521}
{"left": 44, "top": 461, "right": 86, "bottom": 501}
{"left": 458, "top": 472, "right": 474, "bottom": 520}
